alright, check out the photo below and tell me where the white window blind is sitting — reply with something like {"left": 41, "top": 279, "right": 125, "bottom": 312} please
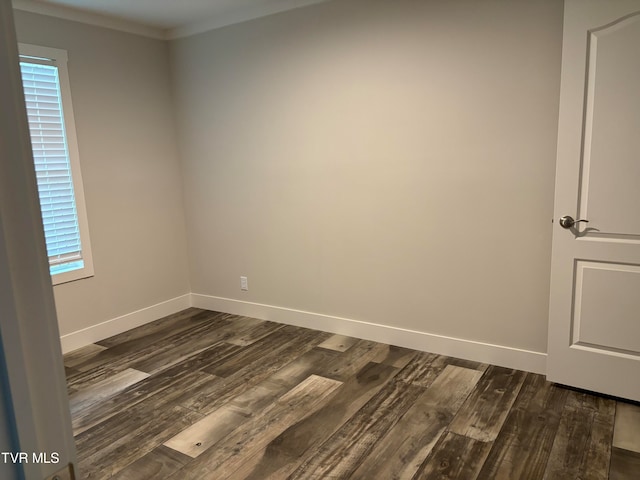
{"left": 18, "top": 45, "right": 93, "bottom": 284}
{"left": 20, "top": 60, "right": 83, "bottom": 275}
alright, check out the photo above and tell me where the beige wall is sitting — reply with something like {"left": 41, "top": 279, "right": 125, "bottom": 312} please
{"left": 11, "top": 0, "right": 563, "bottom": 355}
{"left": 14, "top": 11, "right": 190, "bottom": 336}
{"left": 171, "top": 0, "right": 563, "bottom": 353}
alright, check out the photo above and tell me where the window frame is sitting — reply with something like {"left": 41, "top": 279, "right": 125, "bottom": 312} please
{"left": 19, "top": 43, "right": 94, "bottom": 286}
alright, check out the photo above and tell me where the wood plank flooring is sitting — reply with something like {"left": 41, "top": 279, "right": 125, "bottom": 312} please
{"left": 64, "top": 308, "right": 640, "bottom": 479}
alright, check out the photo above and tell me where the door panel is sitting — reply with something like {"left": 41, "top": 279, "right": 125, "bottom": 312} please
{"left": 580, "top": 13, "right": 640, "bottom": 236}
{"left": 548, "top": 0, "right": 640, "bottom": 402}
{"left": 573, "top": 262, "right": 640, "bottom": 354}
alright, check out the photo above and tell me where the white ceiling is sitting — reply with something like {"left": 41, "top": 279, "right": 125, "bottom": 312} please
{"left": 13, "top": 0, "right": 331, "bottom": 39}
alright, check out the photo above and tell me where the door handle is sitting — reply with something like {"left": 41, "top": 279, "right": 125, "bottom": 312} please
{"left": 559, "top": 215, "right": 589, "bottom": 229}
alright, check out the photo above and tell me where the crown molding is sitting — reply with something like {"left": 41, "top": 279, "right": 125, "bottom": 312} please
{"left": 168, "top": 0, "right": 327, "bottom": 39}
{"left": 13, "top": 0, "right": 331, "bottom": 41}
{"left": 12, "top": 0, "right": 168, "bottom": 40}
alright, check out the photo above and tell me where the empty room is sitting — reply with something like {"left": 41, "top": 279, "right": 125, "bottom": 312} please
{"left": 1, "top": 0, "right": 639, "bottom": 478}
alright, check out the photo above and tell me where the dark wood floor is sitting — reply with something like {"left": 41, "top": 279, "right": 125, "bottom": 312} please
{"left": 64, "top": 308, "right": 640, "bottom": 479}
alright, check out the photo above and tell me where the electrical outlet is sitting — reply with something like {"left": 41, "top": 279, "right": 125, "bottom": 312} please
{"left": 240, "top": 276, "right": 248, "bottom": 291}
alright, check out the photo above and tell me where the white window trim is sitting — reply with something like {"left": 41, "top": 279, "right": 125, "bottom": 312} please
{"left": 19, "top": 43, "right": 94, "bottom": 286}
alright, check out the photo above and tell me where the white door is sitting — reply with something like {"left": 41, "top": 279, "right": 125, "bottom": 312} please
{"left": 0, "top": 3, "right": 77, "bottom": 479}
{"left": 548, "top": 0, "right": 640, "bottom": 402}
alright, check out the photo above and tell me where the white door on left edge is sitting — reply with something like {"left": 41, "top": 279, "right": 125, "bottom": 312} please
{"left": 547, "top": 0, "right": 640, "bottom": 402}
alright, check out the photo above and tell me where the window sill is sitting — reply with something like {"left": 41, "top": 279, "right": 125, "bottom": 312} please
{"left": 51, "top": 262, "right": 94, "bottom": 286}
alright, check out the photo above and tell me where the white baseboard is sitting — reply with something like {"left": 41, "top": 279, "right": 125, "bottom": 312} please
{"left": 60, "top": 294, "right": 192, "bottom": 353}
{"left": 191, "top": 293, "right": 547, "bottom": 374}
{"left": 61, "top": 291, "right": 547, "bottom": 373}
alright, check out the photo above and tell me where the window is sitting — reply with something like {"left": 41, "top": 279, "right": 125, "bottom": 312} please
{"left": 19, "top": 44, "right": 93, "bottom": 285}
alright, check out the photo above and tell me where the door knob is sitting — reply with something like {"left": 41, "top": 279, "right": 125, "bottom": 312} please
{"left": 559, "top": 215, "right": 589, "bottom": 229}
